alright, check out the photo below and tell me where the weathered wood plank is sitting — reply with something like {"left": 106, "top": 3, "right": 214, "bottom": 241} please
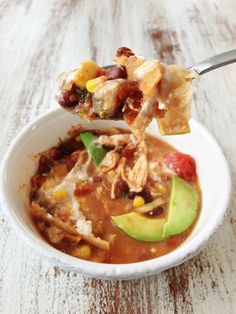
{"left": 0, "top": 0, "right": 236, "bottom": 313}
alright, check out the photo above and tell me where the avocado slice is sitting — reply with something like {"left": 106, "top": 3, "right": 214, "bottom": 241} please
{"left": 112, "top": 176, "right": 198, "bottom": 242}
{"left": 80, "top": 132, "right": 109, "bottom": 165}
{"left": 163, "top": 175, "right": 198, "bottom": 237}
{"left": 112, "top": 212, "right": 166, "bottom": 242}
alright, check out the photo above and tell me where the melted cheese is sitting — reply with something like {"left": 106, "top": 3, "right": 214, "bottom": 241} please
{"left": 42, "top": 156, "right": 93, "bottom": 236}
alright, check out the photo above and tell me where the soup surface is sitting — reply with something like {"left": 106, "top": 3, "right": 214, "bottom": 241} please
{"left": 30, "top": 126, "right": 201, "bottom": 264}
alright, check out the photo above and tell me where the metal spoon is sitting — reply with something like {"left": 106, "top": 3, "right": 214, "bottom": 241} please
{"left": 188, "top": 48, "right": 236, "bottom": 75}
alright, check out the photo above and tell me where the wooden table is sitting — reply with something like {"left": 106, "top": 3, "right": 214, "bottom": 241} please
{"left": 0, "top": 0, "right": 236, "bottom": 313}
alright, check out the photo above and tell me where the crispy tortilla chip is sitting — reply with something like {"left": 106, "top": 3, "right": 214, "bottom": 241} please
{"left": 156, "top": 65, "right": 197, "bottom": 135}
{"left": 133, "top": 60, "right": 162, "bottom": 96}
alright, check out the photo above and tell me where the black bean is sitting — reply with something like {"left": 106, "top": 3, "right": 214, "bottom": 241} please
{"left": 58, "top": 89, "right": 79, "bottom": 108}
{"left": 106, "top": 66, "right": 127, "bottom": 80}
{"left": 128, "top": 189, "right": 153, "bottom": 202}
{"left": 128, "top": 191, "right": 138, "bottom": 199}
{"left": 117, "top": 179, "right": 129, "bottom": 193}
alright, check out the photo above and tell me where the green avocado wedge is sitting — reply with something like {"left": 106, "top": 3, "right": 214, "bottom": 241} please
{"left": 111, "top": 176, "right": 198, "bottom": 242}
{"left": 80, "top": 132, "right": 109, "bottom": 165}
{"left": 111, "top": 212, "right": 166, "bottom": 242}
{"left": 163, "top": 175, "right": 198, "bottom": 238}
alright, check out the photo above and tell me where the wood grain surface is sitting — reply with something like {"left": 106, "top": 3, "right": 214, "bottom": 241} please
{"left": 0, "top": 0, "right": 236, "bottom": 313}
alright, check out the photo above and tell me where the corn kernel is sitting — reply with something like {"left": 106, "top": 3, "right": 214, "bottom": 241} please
{"left": 72, "top": 244, "right": 92, "bottom": 259}
{"left": 74, "top": 60, "right": 99, "bottom": 88}
{"left": 53, "top": 189, "right": 68, "bottom": 201}
{"left": 156, "top": 182, "right": 168, "bottom": 194}
{"left": 75, "top": 135, "right": 81, "bottom": 142}
{"left": 133, "top": 196, "right": 145, "bottom": 208}
{"left": 86, "top": 76, "right": 107, "bottom": 92}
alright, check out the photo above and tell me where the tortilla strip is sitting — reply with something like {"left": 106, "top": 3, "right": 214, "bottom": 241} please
{"left": 31, "top": 202, "right": 110, "bottom": 251}
{"left": 157, "top": 64, "right": 197, "bottom": 135}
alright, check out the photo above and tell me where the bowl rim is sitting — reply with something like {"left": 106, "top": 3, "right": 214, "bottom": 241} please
{"left": 0, "top": 108, "right": 232, "bottom": 279}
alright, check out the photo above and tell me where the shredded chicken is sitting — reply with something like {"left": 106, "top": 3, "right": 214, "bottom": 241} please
{"left": 120, "top": 140, "right": 148, "bottom": 192}
{"left": 96, "top": 187, "right": 110, "bottom": 213}
{"left": 95, "top": 134, "right": 137, "bottom": 149}
{"left": 128, "top": 98, "right": 157, "bottom": 137}
{"left": 98, "top": 150, "right": 121, "bottom": 173}
{"left": 95, "top": 133, "right": 148, "bottom": 196}
{"left": 111, "top": 172, "right": 120, "bottom": 199}
{"left": 102, "top": 139, "right": 148, "bottom": 196}
{"left": 128, "top": 154, "right": 147, "bottom": 191}
{"left": 93, "top": 79, "right": 125, "bottom": 118}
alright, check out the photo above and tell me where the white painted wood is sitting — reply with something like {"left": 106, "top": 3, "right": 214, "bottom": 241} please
{"left": 0, "top": 0, "right": 236, "bottom": 312}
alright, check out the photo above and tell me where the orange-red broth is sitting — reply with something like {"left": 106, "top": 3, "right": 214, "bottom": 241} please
{"left": 30, "top": 128, "right": 201, "bottom": 264}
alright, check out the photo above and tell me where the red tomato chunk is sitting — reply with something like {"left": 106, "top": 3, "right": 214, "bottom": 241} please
{"left": 74, "top": 184, "right": 94, "bottom": 197}
{"left": 121, "top": 146, "right": 136, "bottom": 159}
{"left": 116, "top": 47, "right": 135, "bottom": 57}
{"left": 164, "top": 152, "right": 196, "bottom": 181}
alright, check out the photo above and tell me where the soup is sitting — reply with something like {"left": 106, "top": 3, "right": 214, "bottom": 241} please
{"left": 30, "top": 126, "right": 201, "bottom": 264}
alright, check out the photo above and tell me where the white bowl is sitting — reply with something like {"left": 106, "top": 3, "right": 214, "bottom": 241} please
{"left": 0, "top": 108, "right": 231, "bottom": 280}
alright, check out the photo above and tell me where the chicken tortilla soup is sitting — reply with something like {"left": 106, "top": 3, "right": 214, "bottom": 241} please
{"left": 30, "top": 126, "right": 201, "bottom": 264}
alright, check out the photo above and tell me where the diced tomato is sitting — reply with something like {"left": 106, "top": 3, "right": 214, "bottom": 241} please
{"left": 116, "top": 47, "right": 135, "bottom": 57}
{"left": 123, "top": 99, "right": 142, "bottom": 125}
{"left": 121, "top": 146, "right": 136, "bottom": 159}
{"left": 119, "top": 81, "right": 143, "bottom": 101}
{"left": 156, "top": 108, "right": 166, "bottom": 118}
{"left": 164, "top": 152, "right": 196, "bottom": 181}
{"left": 124, "top": 109, "right": 138, "bottom": 125}
{"left": 74, "top": 184, "right": 94, "bottom": 197}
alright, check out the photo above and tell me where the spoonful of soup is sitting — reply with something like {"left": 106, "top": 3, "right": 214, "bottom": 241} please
{"left": 56, "top": 47, "right": 236, "bottom": 137}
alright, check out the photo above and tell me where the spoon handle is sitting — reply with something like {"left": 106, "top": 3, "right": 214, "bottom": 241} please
{"left": 189, "top": 49, "right": 236, "bottom": 75}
